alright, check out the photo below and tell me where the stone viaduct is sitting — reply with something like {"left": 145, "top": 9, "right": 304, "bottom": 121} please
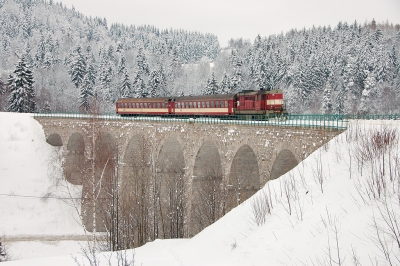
{"left": 35, "top": 116, "right": 342, "bottom": 243}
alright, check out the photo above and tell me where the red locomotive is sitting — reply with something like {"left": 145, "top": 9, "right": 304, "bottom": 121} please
{"left": 116, "top": 89, "right": 286, "bottom": 117}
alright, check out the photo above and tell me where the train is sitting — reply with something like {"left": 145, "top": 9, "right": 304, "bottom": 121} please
{"left": 116, "top": 89, "right": 287, "bottom": 118}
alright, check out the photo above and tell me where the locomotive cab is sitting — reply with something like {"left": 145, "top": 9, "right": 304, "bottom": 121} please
{"left": 234, "top": 89, "right": 286, "bottom": 116}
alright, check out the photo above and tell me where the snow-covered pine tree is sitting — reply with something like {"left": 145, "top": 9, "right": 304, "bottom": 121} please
{"left": 219, "top": 72, "right": 231, "bottom": 94}
{"left": 229, "top": 50, "right": 243, "bottom": 92}
{"left": 42, "top": 101, "right": 51, "bottom": 113}
{"left": 321, "top": 81, "right": 332, "bottom": 114}
{"left": 85, "top": 47, "right": 97, "bottom": 98}
{"left": 68, "top": 46, "right": 86, "bottom": 88}
{"left": 7, "top": 56, "right": 36, "bottom": 113}
{"left": 133, "top": 74, "right": 147, "bottom": 98}
{"left": 148, "top": 67, "right": 167, "bottom": 97}
{"left": 119, "top": 69, "right": 132, "bottom": 98}
{"left": 202, "top": 72, "right": 218, "bottom": 95}
{"left": 35, "top": 33, "right": 46, "bottom": 66}
{"left": 132, "top": 48, "right": 150, "bottom": 97}
{"left": 97, "top": 48, "right": 115, "bottom": 102}
{"left": 79, "top": 73, "right": 94, "bottom": 112}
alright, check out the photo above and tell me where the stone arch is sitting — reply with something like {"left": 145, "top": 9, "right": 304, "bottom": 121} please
{"left": 64, "top": 132, "right": 85, "bottom": 185}
{"left": 82, "top": 131, "right": 117, "bottom": 233}
{"left": 269, "top": 149, "right": 299, "bottom": 180}
{"left": 155, "top": 136, "right": 186, "bottom": 239}
{"left": 46, "top": 133, "right": 62, "bottom": 146}
{"left": 190, "top": 139, "right": 223, "bottom": 236}
{"left": 226, "top": 144, "right": 260, "bottom": 213}
{"left": 120, "top": 133, "right": 152, "bottom": 247}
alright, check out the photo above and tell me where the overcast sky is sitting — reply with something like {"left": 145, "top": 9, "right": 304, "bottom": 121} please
{"left": 59, "top": 0, "right": 400, "bottom": 46}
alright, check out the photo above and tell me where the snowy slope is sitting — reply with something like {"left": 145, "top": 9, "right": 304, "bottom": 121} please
{"left": 1, "top": 112, "right": 400, "bottom": 265}
{"left": 0, "top": 112, "right": 86, "bottom": 260}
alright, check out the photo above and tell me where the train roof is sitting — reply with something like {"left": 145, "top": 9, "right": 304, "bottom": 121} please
{"left": 236, "top": 89, "right": 283, "bottom": 96}
{"left": 176, "top": 94, "right": 236, "bottom": 101}
{"left": 116, "top": 97, "right": 172, "bottom": 103}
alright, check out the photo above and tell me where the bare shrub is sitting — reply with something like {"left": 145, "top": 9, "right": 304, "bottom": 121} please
{"left": 355, "top": 125, "right": 398, "bottom": 201}
{"left": 312, "top": 151, "right": 326, "bottom": 193}
{"left": 370, "top": 195, "right": 400, "bottom": 266}
{"left": 72, "top": 241, "right": 101, "bottom": 266}
{"left": 320, "top": 208, "right": 345, "bottom": 266}
{"left": 0, "top": 237, "right": 11, "bottom": 262}
{"left": 279, "top": 172, "right": 303, "bottom": 220}
{"left": 251, "top": 187, "right": 272, "bottom": 226}
{"left": 105, "top": 249, "right": 135, "bottom": 266}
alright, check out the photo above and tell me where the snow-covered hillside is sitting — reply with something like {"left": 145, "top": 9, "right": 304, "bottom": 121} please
{"left": 1, "top": 112, "right": 399, "bottom": 265}
{"left": 0, "top": 112, "right": 86, "bottom": 260}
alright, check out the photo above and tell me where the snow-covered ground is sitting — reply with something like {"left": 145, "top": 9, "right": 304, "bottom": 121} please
{"left": 1, "top": 112, "right": 399, "bottom": 265}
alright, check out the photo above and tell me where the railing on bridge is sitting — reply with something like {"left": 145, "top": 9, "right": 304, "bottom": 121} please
{"left": 33, "top": 112, "right": 399, "bottom": 131}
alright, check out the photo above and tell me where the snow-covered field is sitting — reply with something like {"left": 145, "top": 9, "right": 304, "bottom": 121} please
{"left": 1, "top": 112, "right": 399, "bottom": 265}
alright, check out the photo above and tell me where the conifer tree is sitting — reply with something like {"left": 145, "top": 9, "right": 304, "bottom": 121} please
{"left": 230, "top": 50, "right": 243, "bottom": 92}
{"left": 119, "top": 69, "right": 132, "bottom": 98}
{"left": 148, "top": 67, "right": 167, "bottom": 97}
{"left": 7, "top": 56, "right": 36, "bottom": 113}
{"left": 79, "top": 74, "right": 94, "bottom": 112}
{"left": 321, "top": 81, "right": 332, "bottom": 114}
{"left": 202, "top": 72, "right": 218, "bottom": 95}
{"left": 68, "top": 46, "right": 86, "bottom": 88}
{"left": 219, "top": 73, "right": 231, "bottom": 94}
{"left": 133, "top": 48, "right": 150, "bottom": 97}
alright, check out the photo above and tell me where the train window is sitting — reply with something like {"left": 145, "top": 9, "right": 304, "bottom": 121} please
{"left": 216, "top": 101, "right": 219, "bottom": 108}
{"left": 225, "top": 101, "right": 228, "bottom": 107}
{"left": 202, "top": 102, "right": 205, "bottom": 108}
{"left": 140, "top": 103, "right": 143, "bottom": 108}
{"left": 220, "top": 101, "right": 224, "bottom": 108}
{"left": 211, "top": 101, "right": 214, "bottom": 108}
{"left": 189, "top": 102, "right": 193, "bottom": 108}
{"left": 193, "top": 102, "right": 196, "bottom": 108}
{"left": 206, "top": 102, "right": 209, "bottom": 108}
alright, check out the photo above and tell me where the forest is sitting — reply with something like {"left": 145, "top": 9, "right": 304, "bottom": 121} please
{"left": 0, "top": 0, "right": 399, "bottom": 114}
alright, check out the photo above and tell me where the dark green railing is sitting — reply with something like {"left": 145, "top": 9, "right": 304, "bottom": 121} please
{"left": 33, "top": 112, "right": 399, "bottom": 131}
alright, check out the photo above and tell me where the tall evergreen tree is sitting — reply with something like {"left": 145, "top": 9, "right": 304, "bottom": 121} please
{"left": 7, "top": 56, "right": 36, "bottom": 113}
{"left": 229, "top": 50, "right": 243, "bottom": 92}
{"left": 219, "top": 72, "right": 231, "bottom": 94}
{"left": 68, "top": 46, "right": 87, "bottom": 88}
{"left": 202, "top": 72, "right": 218, "bottom": 95}
{"left": 79, "top": 73, "right": 94, "bottom": 112}
{"left": 148, "top": 67, "right": 167, "bottom": 97}
{"left": 119, "top": 69, "right": 132, "bottom": 98}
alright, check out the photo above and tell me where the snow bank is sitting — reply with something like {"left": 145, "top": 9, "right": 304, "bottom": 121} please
{"left": 0, "top": 112, "right": 86, "bottom": 260}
